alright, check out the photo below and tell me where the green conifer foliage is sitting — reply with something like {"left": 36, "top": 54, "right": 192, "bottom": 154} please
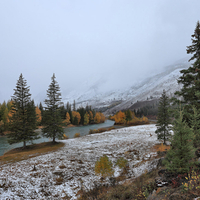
{"left": 175, "top": 21, "right": 200, "bottom": 121}
{"left": 164, "top": 111, "right": 195, "bottom": 174}
{"left": 189, "top": 107, "right": 200, "bottom": 148}
{"left": 125, "top": 110, "right": 132, "bottom": 122}
{"left": 8, "top": 74, "right": 39, "bottom": 148}
{"left": 42, "top": 74, "right": 63, "bottom": 143}
{"left": 84, "top": 112, "right": 89, "bottom": 125}
{"left": 155, "top": 90, "right": 171, "bottom": 144}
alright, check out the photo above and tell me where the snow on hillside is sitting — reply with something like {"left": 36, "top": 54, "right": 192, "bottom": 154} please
{"left": 33, "top": 59, "right": 190, "bottom": 112}
{"left": 0, "top": 124, "right": 160, "bottom": 200}
{"left": 59, "top": 60, "right": 190, "bottom": 114}
{"left": 104, "top": 67, "right": 185, "bottom": 115}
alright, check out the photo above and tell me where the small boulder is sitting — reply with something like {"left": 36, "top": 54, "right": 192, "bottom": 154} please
{"left": 155, "top": 176, "right": 168, "bottom": 187}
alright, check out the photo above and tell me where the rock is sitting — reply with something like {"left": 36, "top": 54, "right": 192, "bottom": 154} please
{"left": 155, "top": 177, "right": 168, "bottom": 187}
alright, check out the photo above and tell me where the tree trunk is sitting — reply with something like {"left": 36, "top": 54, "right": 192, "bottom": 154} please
{"left": 23, "top": 140, "right": 26, "bottom": 149}
{"left": 53, "top": 134, "right": 55, "bottom": 144}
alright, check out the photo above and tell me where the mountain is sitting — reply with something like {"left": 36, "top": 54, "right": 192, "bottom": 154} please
{"left": 60, "top": 59, "right": 190, "bottom": 115}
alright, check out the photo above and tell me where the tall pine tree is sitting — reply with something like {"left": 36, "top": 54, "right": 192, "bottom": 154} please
{"left": 8, "top": 74, "right": 39, "bottom": 148}
{"left": 42, "top": 74, "right": 63, "bottom": 143}
{"left": 155, "top": 90, "right": 171, "bottom": 145}
{"left": 175, "top": 21, "right": 200, "bottom": 122}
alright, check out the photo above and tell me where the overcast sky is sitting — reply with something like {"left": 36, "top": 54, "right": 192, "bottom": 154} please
{"left": 0, "top": 0, "right": 200, "bottom": 103}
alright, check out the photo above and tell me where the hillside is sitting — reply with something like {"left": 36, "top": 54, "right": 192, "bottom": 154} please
{"left": 59, "top": 59, "right": 190, "bottom": 115}
{"left": 0, "top": 124, "right": 159, "bottom": 199}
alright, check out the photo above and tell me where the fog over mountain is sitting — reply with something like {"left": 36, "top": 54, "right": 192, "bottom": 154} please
{"left": 45, "top": 58, "right": 188, "bottom": 114}
{"left": 0, "top": 1, "right": 200, "bottom": 104}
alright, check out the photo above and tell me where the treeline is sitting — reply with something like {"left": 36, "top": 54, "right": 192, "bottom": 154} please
{"left": 47, "top": 102, "right": 105, "bottom": 126}
{"left": 109, "top": 110, "right": 149, "bottom": 125}
{"left": 134, "top": 103, "right": 159, "bottom": 118}
{"left": 0, "top": 100, "right": 41, "bottom": 133}
{"left": 0, "top": 100, "right": 105, "bottom": 134}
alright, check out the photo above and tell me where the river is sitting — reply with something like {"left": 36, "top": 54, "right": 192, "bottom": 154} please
{"left": 0, "top": 120, "right": 115, "bottom": 156}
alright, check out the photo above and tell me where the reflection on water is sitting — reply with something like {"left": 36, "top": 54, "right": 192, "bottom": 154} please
{"left": 0, "top": 120, "right": 115, "bottom": 156}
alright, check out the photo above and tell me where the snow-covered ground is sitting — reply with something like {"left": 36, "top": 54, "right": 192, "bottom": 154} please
{"left": 0, "top": 124, "right": 160, "bottom": 200}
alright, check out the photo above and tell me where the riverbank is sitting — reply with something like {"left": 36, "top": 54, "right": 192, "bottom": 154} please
{"left": 0, "top": 120, "right": 115, "bottom": 156}
{"left": 0, "top": 124, "right": 160, "bottom": 199}
{"left": 0, "top": 142, "right": 65, "bottom": 165}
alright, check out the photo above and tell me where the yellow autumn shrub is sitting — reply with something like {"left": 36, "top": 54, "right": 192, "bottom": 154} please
{"left": 95, "top": 155, "right": 114, "bottom": 178}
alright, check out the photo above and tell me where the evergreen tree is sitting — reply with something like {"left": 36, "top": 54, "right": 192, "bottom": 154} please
{"left": 39, "top": 102, "right": 44, "bottom": 125}
{"left": 164, "top": 110, "right": 195, "bottom": 174}
{"left": 84, "top": 112, "right": 89, "bottom": 125}
{"left": 175, "top": 21, "right": 200, "bottom": 122}
{"left": 77, "top": 107, "right": 85, "bottom": 125}
{"left": 42, "top": 74, "right": 64, "bottom": 143}
{"left": 125, "top": 110, "right": 132, "bottom": 122}
{"left": 8, "top": 74, "right": 39, "bottom": 148}
{"left": 155, "top": 90, "right": 171, "bottom": 144}
{"left": 26, "top": 100, "right": 38, "bottom": 137}
{"left": 73, "top": 100, "right": 76, "bottom": 111}
{"left": 73, "top": 116, "right": 79, "bottom": 125}
{"left": 189, "top": 106, "right": 200, "bottom": 148}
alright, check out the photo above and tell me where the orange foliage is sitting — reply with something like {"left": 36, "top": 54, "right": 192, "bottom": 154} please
{"left": 94, "top": 112, "right": 106, "bottom": 123}
{"left": 111, "top": 110, "right": 149, "bottom": 125}
{"left": 72, "top": 111, "right": 81, "bottom": 125}
{"left": 100, "top": 113, "right": 106, "bottom": 123}
{"left": 153, "top": 143, "right": 170, "bottom": 152}
{"left": 88, "top": 110, "right": 93, "bottom": 122}
{"left": 94, "top": 112, "right": 101, "bottom": 123}
{"left": 112, "top": 111, "right": 126, "bottom": 124}
{"left": 63, "top": 112, "right": 71, "bottom": 125}
{"left": 35, "top": 106, "right": 42, "bottom": 123}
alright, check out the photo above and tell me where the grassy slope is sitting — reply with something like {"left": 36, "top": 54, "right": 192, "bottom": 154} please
{"left": 0, "top": 141, "right": 65, "bottom": 165}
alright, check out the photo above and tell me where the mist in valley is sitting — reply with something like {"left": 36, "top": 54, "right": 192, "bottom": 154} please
{"left": 0, "top": 1, "right": 200, "bottom": 104}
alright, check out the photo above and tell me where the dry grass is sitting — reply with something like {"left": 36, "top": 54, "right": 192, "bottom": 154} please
{"left": 78, "top": 168, "right": 157, "bottom": 200}
{"left": 152, "top": 143, "right": 170, "bottom": 152}
{"left": 0, "top": 141, "right": 65, "bottom": 165}
{"left": 74, "top": 133, "right": 81, "bottom": 138}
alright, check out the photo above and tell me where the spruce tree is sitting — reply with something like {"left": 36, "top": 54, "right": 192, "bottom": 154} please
{"left": 8, "top": 74, "right": 39, "bottom": 148}
{"left": 164, "top": 110, "right": 195, "bottom": 174}
{"left": 155, "top": 90, "right": 171, "bottom": 144}
{"left": 189, "top": 106, "right": 200, "bottom": 148}
{"left": 175, "top": 21, "right": 200, "bottom": 122}
{"left": 42, "top": 74, "right": 63, "bottom": 143}
{"left": 125, "top": 110, "right": 132, "bottom": 123}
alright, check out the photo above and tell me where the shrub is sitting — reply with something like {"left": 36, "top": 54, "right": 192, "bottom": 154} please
{"left": 95, "top": 155, "right": 114, "bottom": 178}
{"left": 74, "top": 133, "right": 80, "bottom": 138}
{"left": 63, "top": 134, "right": 68, "bottom": 139}
{"left": 182, "top": 170, "right": 200, "bottom": 192}
{"left": 116, "top": 157, "right": 128, "bottom": 169}
{"left": 89, "top": 129, "right": 97, "bottom": 134}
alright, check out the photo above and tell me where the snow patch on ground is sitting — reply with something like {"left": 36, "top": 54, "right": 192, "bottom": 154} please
{"left": 0, "top": 124, "right": 160, "bottom": 199}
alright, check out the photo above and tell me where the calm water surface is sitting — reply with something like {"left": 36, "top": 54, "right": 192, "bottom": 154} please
{"left": 0, "top": 120, "right": 115, "bottom": 156}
